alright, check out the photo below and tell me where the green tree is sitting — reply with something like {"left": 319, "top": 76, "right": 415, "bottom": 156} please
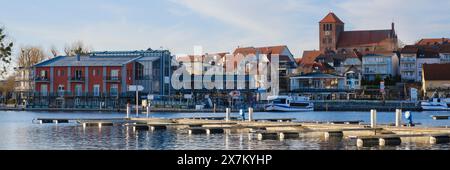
{"left": 0, "top": 27, "right": 13, "bottom": 78}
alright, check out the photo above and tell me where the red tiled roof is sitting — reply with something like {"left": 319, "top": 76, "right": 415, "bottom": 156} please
{"left": 416, "top": 38, "right": 449, "bottom": 46}
{"left": 337, "top": 30, "right": 394, "bottom": 48}
{"left": 401, "top": 45, "right": 419, "bottom": 54}
{"left": 440, "top": 44, "right": 450, "bottom": 53}
{"left": 319, "top": 12, "right": 344, "bottom": 24}
{"left": 300, "top": 50, "right": 322, "bottom": 66}
{"left": 423, "top": 63, "right": 450, "bottom": 81}
{"left": 295, "top": 58, "right": 302, "bottom": 65}
{"left": 233, "top": 45, "right": 287, "bottom": 56}
{"left": 177, "top": 52, "right": 229, "bottom": 63}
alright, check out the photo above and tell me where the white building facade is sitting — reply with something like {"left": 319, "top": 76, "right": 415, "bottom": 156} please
{"left": 362, "top": 53, "right": 399, "bottom": 81}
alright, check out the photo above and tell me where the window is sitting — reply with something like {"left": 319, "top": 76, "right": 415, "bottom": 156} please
{"left": 40, "top": 84, "right": 48, "bottom": 96}
{"left": 74, "top": 70, "right": 83, "bottom": 79}
{"left": 135, "top": 63, "right": 144, "bottom": 80}
{"left": 93, "top": 84, "right": 100, "bottom": 97}
{"left": 110, "top": 84, "right": 118, "bottom": 97}
{"left": 57, "top": 70, "right": 65, "bottom": 77}
{"left": 58, "top": 85, "right": 65, "bottom": 97}
{"left": 75, "top": 84, "right": 83, "bottom": 97}
{"left": 40, "top": 70, "right": 47, "bottom": 78}
{"left": 111, "top": 70, "right": 119, "bottom": 80}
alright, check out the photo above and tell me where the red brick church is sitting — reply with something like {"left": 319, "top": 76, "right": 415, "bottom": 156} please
{"left": 319, "top": 12, "right": 398, "bottom": 53}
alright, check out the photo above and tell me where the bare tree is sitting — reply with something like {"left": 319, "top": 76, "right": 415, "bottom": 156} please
{"left": 0, "top": 27, "right": 13, "bottom": 78}
{"left": 50, "top": 45, "right": 59, "bottom": 57}
{"left": 17, "top": 47, "right": 50, "bottom": 68}
{"left": 64, "top": 41, "right": 92, "bottom": 56}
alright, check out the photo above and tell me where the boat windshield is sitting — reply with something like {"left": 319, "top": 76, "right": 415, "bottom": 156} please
{"left": 273, "top": 99, "right": 287, "bottom": 104}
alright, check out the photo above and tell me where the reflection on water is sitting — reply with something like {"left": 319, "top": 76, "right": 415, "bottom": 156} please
{"left": 0, "top": 111, "right": 449, "bottom": 150}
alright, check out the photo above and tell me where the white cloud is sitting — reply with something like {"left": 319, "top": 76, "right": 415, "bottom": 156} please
{"left": 336, "top": 0, "right": 450, "bottom": 44}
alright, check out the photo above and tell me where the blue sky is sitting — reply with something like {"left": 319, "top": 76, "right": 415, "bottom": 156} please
{"left": 1, "top": 0, "right": 450, "bottom": 58}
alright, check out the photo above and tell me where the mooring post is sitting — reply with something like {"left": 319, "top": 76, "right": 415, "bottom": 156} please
{"left": 395, "top": 109, "right": 402, "bottom": 127}
{"left": 248, "top": 107, "right": 254, "bottom": 122}
{"left": 225, "top": 108, "right": 231, "bottom": 122}
{"left": 126, "top": 103, "right": 131, "bottom": 119}
{"left": 371, "top": 109, "right": 377, "bottom": 128}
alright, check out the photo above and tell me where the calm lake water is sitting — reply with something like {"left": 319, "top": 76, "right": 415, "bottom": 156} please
{"left": 0, "top": 110, "right": 449, "bottom": 150}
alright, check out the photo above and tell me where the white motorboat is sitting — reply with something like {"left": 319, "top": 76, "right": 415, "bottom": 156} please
{"left": 421, "top": 98, "right": 450, "bottom": 111}
{"left": 265, "top": 96, "right": 314, "bottom": 112}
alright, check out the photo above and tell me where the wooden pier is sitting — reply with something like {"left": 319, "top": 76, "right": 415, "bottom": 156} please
{"left": 33, "top": 109, "right": 450, "bottom": 148}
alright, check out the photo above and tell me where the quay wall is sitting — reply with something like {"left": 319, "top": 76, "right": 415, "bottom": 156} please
{"left": 1, "top": 100, "right": 422, "bottom": 112}
{"left": 313, "top": 100, "right": 422, "bottom": 112}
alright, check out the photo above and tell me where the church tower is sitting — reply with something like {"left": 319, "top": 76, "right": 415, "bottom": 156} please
{"left": 319, "top": 12, "right": 345, "bottom": 52}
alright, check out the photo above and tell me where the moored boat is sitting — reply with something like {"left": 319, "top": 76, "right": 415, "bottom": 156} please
{"left": 265, "top": 96, "right": 314, "bottom": 112}
{"left": 421, "top": 98, "right": 450, "bottom": 111}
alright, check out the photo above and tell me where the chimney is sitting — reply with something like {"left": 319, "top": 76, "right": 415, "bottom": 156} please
{"left": 76, "top": 54, "right": 80, "bottom": 61}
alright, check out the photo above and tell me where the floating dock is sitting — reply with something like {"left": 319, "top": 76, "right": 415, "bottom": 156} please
{"left": 34, "top": 109, "right": 450, "bottom": 148}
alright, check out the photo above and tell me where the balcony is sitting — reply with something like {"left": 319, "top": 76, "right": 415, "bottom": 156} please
{"left": 400, "top": 58, "right": 416, "bottom": 63}
{"left": 400, "top": 66, "right": 415, "bottom": 71}
{"left": 105, "top": 76, "right": 121, "bottom": 82}
{"left": 34, "top": 76, "right": 50, "bottom": 82}
{"left": 69, "top": 76, "right": 85, "bottom": 82}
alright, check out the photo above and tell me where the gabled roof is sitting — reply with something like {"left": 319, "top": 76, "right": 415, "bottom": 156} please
{"left": 401, "top": 45, "right": 419, "bottom": 54}
{"left": 416, "top": 38, "right": 449, "bottom": 46}
{"left": 300, "top": 50, "right": 322, "bottom": 66}
{"left": 423, "top": 63, "right": 450, "bottom": 81}
{"left": 319, "top": 12, "right": 344, "bottom": 24}
{"left": 344, "top": 65, "right": 361, "bottom": 74}
{"left": 233, "top": 45, "right": 288, "bottom": 56}
{"left": 233, "top": 45, "right": 297, "bottom": 67}
{"left": 337, "top": 29, "right": 395, "bottom": 48}
{"left": 418, "top": 46, "right": 440, "bottom": 59}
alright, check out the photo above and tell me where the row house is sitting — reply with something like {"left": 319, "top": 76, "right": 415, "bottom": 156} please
{"left": 172, "top": 45, "right": 297, "bottom": 108}
{"left": 399, "top": 44, "right": 450, "bottom": 82}
{"left": 422, "top": 63, "right": 450, "bottom": 98}
{"left": 362, "top": 52, "right": 399, "bottom": 81}
{"left": 298, "top": 50, "right": 362, "bottom": 90}
{"left": 30, "top": 49, "right": 172, "bottom": 109}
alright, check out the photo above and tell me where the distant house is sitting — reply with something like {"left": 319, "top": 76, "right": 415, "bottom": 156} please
{"left": 422, "top": 63, "right": 450, "bottom": 98}
{"left": 297, "top": 50, "right": 323, "bottom": 74}
{"left": 399, "top": 45, "right": 419, "bottom": 82}
{"left": 13, "top": 66, "right": 33, "bottom": 106}
{"left": 344, "top": 65, "right": 362, "bottom": 90}
{"left": 362, "top": 52, "right": 399, "bottom": 81}
{"left": 233, "top": 45, "right": 298, "bottom": 93}
{"left": 439, "top": 44, "right": 450, "bottom": 63}
{"left": 290, "top": 72, "right": 347, "bottom": 100}
{"left": 416, "top": 46, "right": 441, "bottom": 82}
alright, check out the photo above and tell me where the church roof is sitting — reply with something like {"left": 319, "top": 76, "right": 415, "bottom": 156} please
{"left": 337, "top": 29, "right": 395, "bottom": 48}
{"left": 319, "top": 12, "right": 344, "bottom": 24}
